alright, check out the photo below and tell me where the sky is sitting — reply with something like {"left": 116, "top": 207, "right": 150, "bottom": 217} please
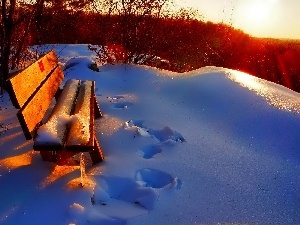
{"left": 175, "top": 0, "right": 300, "bottom": 40}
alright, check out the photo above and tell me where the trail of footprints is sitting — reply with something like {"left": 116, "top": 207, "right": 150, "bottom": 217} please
{"left": 107, "top": 95, "right": 134, "bottom": 110}
{"left": 89, "top": 94, "right": 184, "bottom": 224}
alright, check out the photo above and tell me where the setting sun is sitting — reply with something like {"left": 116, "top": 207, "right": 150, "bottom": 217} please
{"left": 245, "top": 2, "right": 270, "bottom": 24}
{"left": 235, "top": 0, "right": 280, "bottom": 37}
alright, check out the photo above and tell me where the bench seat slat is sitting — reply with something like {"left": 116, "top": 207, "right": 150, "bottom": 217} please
{"left": 65, "top": 81, "right": 95, "bottom": 151}
{"left": 33, "top": 79, "right": 80, "bottom": 150}
{"left": 17, "top": 66, "right": 64, "bottom": 140}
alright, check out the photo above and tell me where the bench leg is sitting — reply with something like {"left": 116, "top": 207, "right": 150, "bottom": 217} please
{"left": 94, "top": 94, "right": 102, "bottom": 119}
{"left": 40, "top": 151, "right": 57, "bottom": 162}
{"left": 89, "top": 137, "right": 104, "bottom": 165}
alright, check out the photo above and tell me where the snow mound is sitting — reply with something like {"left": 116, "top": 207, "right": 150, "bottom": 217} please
{"left": 1, "top": 45, "right": 300, "bottom": 225}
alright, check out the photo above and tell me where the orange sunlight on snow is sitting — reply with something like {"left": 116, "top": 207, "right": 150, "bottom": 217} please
{"left": 66, "top": 176, "right": 96, "bottom": 190}
{"left": 0, "top": 151, "right": 34, "bottom": 169}
{"left": 41, "top": 165, "right": 80, "bottom": 188}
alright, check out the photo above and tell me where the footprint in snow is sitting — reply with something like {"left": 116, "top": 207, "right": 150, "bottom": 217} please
{"left": 67, "top": 202, "right": 126, "bottom": 225}
{"left": 113, "top": 102, "right": 133, "bottom": 109}
{"left": 91, "top": 171, "right": 181, "bottom": 223}
{"left": 107, "top": 95, "right": 135, "bottom": 110}
{"left": 125, "top": 120, "right": 186, "bottom": 143}
{"left": 92, "top": 175, "right": 158, "bottom": 212}
{"left": 135, "top": 168, "right": 182, "bottom": 190}
{"left": 107, "top": 95, "right": 125, "bottom": 102}
{"left": 140, "top": 145, "right": 163, "bottom": 159}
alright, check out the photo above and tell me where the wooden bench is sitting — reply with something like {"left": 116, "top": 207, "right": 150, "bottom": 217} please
{"left": 6, "top": 50, "right": 104, "bottom": 165}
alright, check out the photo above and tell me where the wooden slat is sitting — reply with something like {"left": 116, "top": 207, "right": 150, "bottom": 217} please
{"left": 8, "top": 50, "right": 58, "bottom": 108}
{"left": 66, "top": 81, "right": 95, "bottom": 151}
{"left": 17, "top": 66, "right": 64, "bottom": 140}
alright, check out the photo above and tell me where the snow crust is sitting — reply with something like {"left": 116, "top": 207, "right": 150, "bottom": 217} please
{"left": 1, "top": 45, "right": 300, "bottom": 225}
{"left": 228, "top": 69, "right": 300, "bottom": 113}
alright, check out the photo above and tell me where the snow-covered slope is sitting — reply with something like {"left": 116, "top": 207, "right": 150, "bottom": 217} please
{"left": 0, "top": 45, "right": 300, "bottom": 225}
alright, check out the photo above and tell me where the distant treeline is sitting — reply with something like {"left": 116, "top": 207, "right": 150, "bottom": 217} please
{"left": 29, "top": 12, "right": 300, "bottom": 92}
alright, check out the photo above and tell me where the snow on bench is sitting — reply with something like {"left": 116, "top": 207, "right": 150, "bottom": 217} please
{"left": 34, "top": 79, "right": 80, "bottom": 148}
{"left": 66, "top": 81, "right": 93, "bottom": 147}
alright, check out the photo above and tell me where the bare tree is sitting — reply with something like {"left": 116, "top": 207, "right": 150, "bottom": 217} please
{"left": 91, "top": 0, "right": 172, "bottom": 64}
{"left": 0, "top": 0, "right": 40, "bottom": 92}
{"left": 0, "top": 0, "right": 94, "bottom": 92}
{"left": 0, "top": 0, "right": 16, "bottom": 92}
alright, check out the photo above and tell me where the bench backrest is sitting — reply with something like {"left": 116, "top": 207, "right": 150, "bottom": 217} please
{"left": 7, "top": 50, "right": 64, "bottom": 140}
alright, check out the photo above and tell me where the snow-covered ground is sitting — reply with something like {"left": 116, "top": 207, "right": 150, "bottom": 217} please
{"left": 0, "top": 44, "right": 300, "bottom": 225}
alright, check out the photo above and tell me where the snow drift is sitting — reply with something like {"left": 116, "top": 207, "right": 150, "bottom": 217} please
{"left": 0, "top": 45, "right": 300, "bottom": 225}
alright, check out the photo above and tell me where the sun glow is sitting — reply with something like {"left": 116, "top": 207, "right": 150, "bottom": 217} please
{"left": 238, "top": 0, "right": 279, "bottom": 37}
{"left": 246, "top": 2, "right": 270, "bottom": 24}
